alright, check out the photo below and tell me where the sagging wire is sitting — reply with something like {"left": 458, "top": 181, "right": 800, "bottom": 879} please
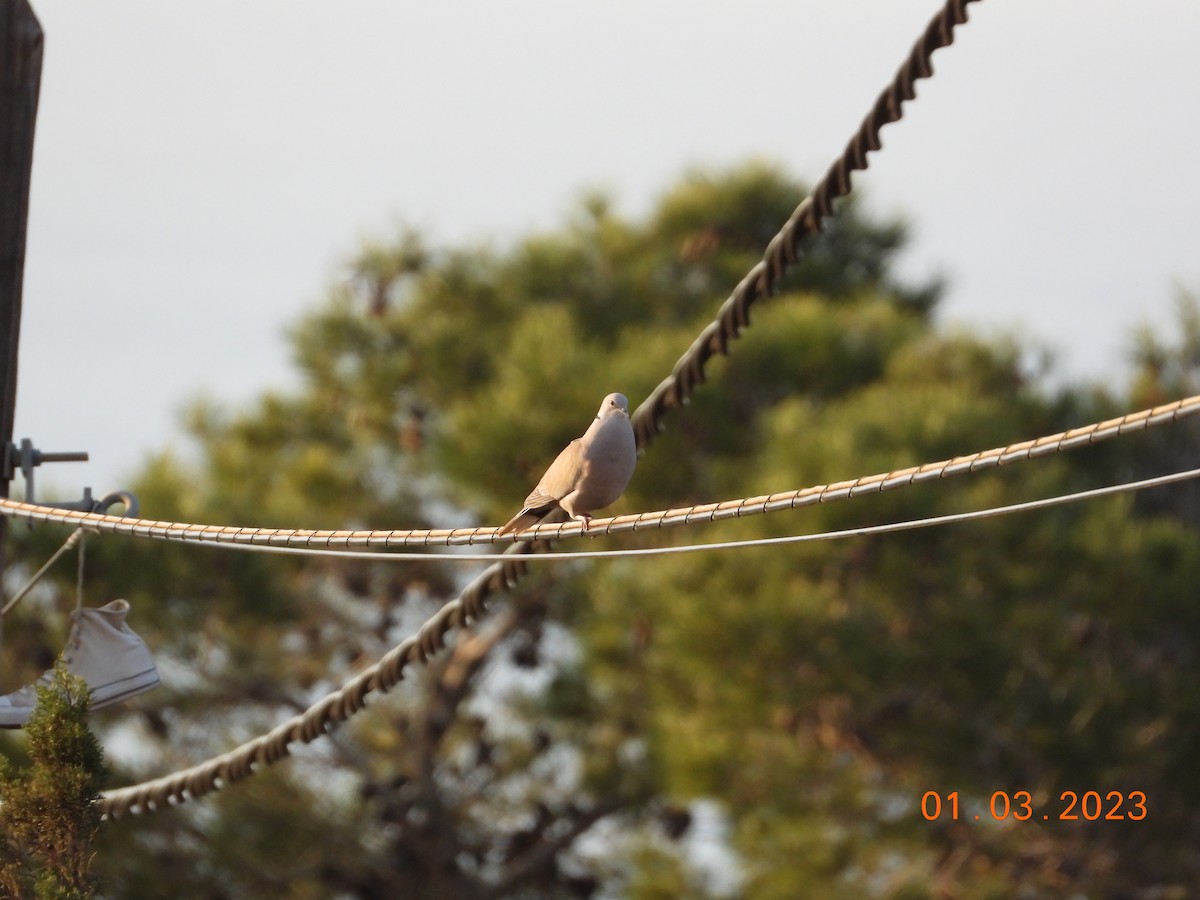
{"left": 1, "top": 527, "right": 84, "bottom": 617}
{"left": 0, "top": 395, "right": 1194, "bottom": 550}
{"left": 0, "top": 527, "right": 87, "bottom": 658}
{"left": 122, "top": 467, "right": 1200, "bottom": 563}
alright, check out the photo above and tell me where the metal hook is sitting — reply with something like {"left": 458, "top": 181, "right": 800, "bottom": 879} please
{"left": 93, "top": 490, "right": 138, "bottom": 518}
{"left": 40, "top": 487, "right": 139, "bottom": 518}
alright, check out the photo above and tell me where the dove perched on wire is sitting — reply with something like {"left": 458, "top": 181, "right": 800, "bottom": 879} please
{"left": 497, "top": 392, "right": 637, "bottom": 537}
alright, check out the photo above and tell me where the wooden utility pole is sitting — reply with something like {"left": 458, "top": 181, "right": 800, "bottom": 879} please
{"left": 0, "top": 0, "right": 44, "bottom": 573}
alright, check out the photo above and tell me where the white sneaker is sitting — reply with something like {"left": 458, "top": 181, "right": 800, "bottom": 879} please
{"left": 0, "top": 599, "right": 160, "bottom": 728}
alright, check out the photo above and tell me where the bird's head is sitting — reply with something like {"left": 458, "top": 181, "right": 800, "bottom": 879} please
{"left": 598, "top": 392, "right": 630, "bottom": 419}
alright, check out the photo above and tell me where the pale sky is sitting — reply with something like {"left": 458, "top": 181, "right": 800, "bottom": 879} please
{"left": 15, "top": 0, "right": 1200, "bottom": 499}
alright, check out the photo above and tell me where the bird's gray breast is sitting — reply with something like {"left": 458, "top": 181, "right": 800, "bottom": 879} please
{"left": 576, "top": 416, "right": 637, "bottom": 509}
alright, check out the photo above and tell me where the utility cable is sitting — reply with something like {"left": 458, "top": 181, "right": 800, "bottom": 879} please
{"left": 1, "top": 528, "right": 83, "bottom": 616}
{"left": 0, "top": 395, "right": 1195, "bottom": 550}
{"left": 132, "top": 467, "right": 1200, "bottom": 563}
{"left": 628, "top": 0, "right": 981, "bottom": 450}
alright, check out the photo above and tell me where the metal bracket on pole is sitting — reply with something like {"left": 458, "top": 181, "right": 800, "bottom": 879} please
{"left": 1, "top": 439, "right": 139, "bottom": 518}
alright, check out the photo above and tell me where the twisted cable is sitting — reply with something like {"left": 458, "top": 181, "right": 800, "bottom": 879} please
{"left": 99, "top": 541, "right": 538, "bottom": 818}
{"left": 2, "top": 395, "right": 1196, "bottom": 549}
{"left": 126, "top": 467, "right": 1200, "bottom": 564}
{"left": 630, "top": 0, "right": 980, "bottom": 448}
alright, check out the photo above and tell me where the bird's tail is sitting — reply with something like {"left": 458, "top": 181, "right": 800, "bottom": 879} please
{"left": 496, "top": 510, "right": 540, "bottom": 538}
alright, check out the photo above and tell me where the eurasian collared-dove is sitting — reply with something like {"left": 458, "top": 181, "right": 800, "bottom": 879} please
{"left": 497, "top": 392, "right": 637, "bottom": 536}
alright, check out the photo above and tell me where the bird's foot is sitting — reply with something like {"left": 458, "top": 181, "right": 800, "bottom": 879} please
{"left": 577, "top": 514, "right": 593, "bottom": 533}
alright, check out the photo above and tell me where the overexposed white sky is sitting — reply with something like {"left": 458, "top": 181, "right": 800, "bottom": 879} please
{"left": 16, "top": 0, "right": 1200, "bottom": 496}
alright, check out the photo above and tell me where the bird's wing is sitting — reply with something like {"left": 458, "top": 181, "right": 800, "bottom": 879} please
{"left": 522, "top": 438, "right": 585, "bottom": 509}
{"left": 495, "top": 440, "right": 585, "bottom": 537}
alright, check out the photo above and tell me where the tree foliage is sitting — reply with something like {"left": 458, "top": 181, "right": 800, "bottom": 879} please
{"left": 0, "top": 665, "right": 106, "bottom": 900}
{"left": 2, "top": 162, "right": 1198, "bottom": 897}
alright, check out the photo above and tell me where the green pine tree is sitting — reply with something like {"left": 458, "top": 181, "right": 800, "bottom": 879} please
{"left": 0, "top": 664, "right": 106, "bottom": 900}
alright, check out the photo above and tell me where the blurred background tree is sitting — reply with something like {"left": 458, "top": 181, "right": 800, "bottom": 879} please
{"left": 1, "top": 162, "right": 1197, "bottom": 897}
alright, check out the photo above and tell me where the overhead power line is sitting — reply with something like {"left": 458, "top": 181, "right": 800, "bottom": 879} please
{"left": 1, "top": 395, "right": 1195, "bottom": 550}
{"left": 629, "top": 0, "right": 981, "bottom": 450}
{"left": 121, "top": 467, "right": 1200, "bottom": 563}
